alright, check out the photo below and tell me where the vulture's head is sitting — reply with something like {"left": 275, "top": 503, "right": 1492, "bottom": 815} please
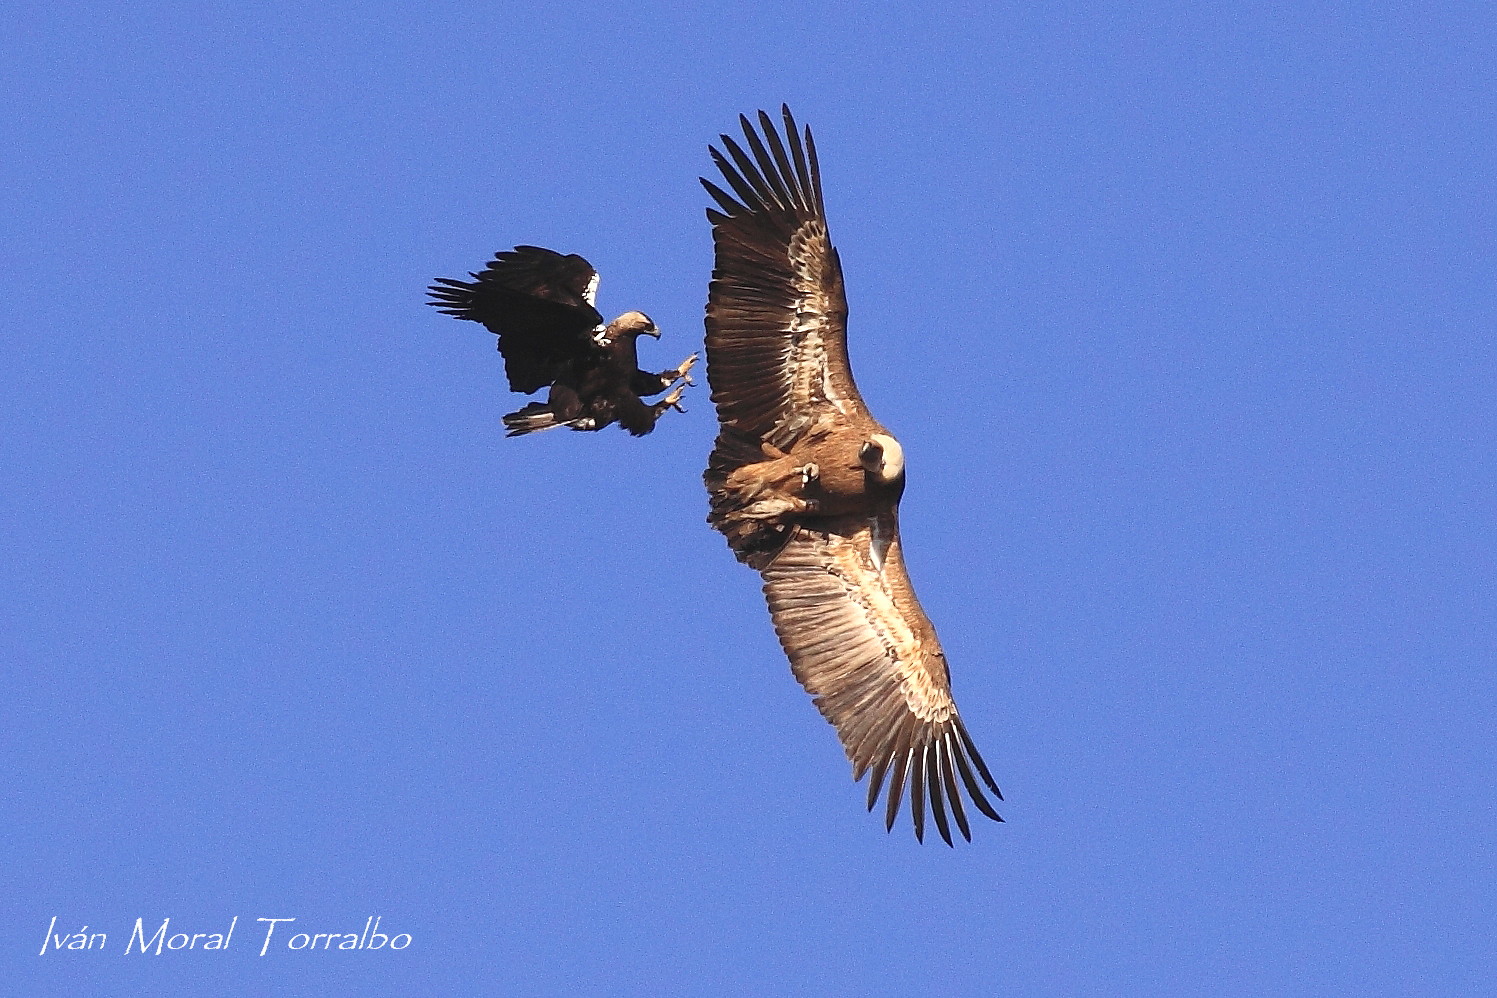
{"left": 859, "top": 433, "right": 905, "bottom": 487}
{"left": 610, "top": 311, "right": 660, "bottom": 338}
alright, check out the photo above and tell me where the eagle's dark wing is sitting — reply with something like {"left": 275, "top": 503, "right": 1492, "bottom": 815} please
{"left": 428, "top": 245, "right": 606, "bottom": 395}
{"left": 702, "top": 106, "right": 867, "bottom": 445}
{"left": 761, "top": 514, "right": 1003, "bottom": 845}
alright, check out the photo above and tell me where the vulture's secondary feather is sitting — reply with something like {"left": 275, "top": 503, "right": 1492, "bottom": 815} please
{"left": 702, "top": 108, "right": 1003, "bottom": 844}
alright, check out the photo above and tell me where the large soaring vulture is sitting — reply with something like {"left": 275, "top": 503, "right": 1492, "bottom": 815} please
{"left": 429, "top": 246, "right": 696, "bottom": 435}
{"left": 702, "top": 108, "right": 1003, "bottom": 844}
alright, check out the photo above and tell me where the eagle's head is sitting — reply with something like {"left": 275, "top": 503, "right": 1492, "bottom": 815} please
{"left": 610, "top": 311, "right": 660, "bottom": 338}
{"left": 859, "top": 433, "right": 905, "bottom": 486}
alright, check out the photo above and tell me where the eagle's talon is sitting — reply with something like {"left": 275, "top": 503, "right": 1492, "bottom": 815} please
{"left": 660, "top": 382, "right": 688, "bottom": 414}
{"left": 799, "top": 463, "right": 820, "bottom": 486}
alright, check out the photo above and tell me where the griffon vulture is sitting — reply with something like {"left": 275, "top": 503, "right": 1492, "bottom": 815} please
{"left": 702, "top": 108, "right": 1003, "bottom": 844}
{"left": 429, "top": 246, "right": 696, "bottom": 435}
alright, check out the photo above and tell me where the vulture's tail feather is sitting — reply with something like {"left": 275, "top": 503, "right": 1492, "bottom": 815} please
{"left": 704, "top": 427, "right": 796, "bottom": 568}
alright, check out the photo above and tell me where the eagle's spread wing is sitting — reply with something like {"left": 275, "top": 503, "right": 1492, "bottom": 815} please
{"left": 762, "top": 515, "right": 1003, "bottom": 844}
{"left": 428, "top": 245, "right": 605, "bottom": 395}
{"left": 703, "top": 107, "right": 864, "bottom": 446}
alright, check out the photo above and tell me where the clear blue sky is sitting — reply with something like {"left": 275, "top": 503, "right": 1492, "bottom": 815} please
{"left": 4, "top": 2, "right": 1493, "bottom": 995}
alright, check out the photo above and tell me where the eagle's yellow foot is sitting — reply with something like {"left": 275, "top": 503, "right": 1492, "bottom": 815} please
{"left": 661, "top": 382, "right": 688, "bottom": 413}
{"left": 672, "top": 353, "right": 699, "bottom": 386}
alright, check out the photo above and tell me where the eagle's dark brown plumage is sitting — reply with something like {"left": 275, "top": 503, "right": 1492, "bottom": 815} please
{"left": 429, "top": 246, "right": 696, "bottom": 436}
{"left": 702, "top": 107, "right": 1003, "bottom": 845}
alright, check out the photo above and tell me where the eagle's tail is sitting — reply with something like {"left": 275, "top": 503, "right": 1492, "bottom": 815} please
{"left": 502, "top": 402, "right": 595, "bottom": 437}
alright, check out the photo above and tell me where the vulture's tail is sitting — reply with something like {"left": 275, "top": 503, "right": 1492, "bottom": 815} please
{"left": 704, "top": 427, "right": 796, "bottom": 569}
{"left": 502, "top": 402, "right": 594, "bottom": 437}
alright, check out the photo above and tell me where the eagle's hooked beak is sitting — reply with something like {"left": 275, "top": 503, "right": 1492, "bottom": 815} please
{"left": 644, "top": 326, "right": 661, "bottom": 338}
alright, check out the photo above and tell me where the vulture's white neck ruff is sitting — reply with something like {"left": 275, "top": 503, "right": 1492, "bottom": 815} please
{"left": 862, "top": 433, "right": 905, "bottom": 483}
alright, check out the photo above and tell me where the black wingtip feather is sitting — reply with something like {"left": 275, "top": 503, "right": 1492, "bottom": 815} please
{"left": 940, "top": 736, "right": 973, "bottom": 842}
{"left": 884, "top": 749, "right": 910, "bottom": 832}
{"left": 925, "top": 743, "right": 953, "bottom": 847}
{"left": 738, "top": 112, "right": 794, "bottom": 213}
{"left": 804, "top": 125, "right": 824, "bottom": 216}
{"left": 865, "top": 757, "right": 890, "bottom": 812}
{"left": 701, "top": 177, "right": 742, "bottom": 216}
{"left": 910, "top": 748, "right": 927, "bottom": 843}
{"left": 779, "top": 107, "right": 816, "bottom": 218}
{"left": 757, "top": 109, "right": 803, "bottom": 210}
{"left": 956, "top": 717, "right": 1003, "bottom": 799}
{"left": 710, "top": 144, "right": 766, "bottom": 214}
{"left": 948, "top": 731, "right": 1004, "bottom": 824}
{"left": 427, "top": 279, "right": 477, "bottom": 317}
{"left": 717, "top": 135, "right": 774, "bottom": 213}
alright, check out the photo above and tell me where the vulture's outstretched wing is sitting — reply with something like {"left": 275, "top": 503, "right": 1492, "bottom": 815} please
{"left": 762, "top": 515, "right": 1003, "bottom": 844}
{"left": 703, "top": 106, "right": 866, "bottom": 446}
{"left": 428, "top": 245, "right": 605, "bottom": 394}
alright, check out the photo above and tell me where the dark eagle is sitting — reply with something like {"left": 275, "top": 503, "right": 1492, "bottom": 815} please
{"left": 428, "top": 246, "right": 696, "bottom": 436}
{"left": 702, "top": 108, "right": 1004, "bottom": 845}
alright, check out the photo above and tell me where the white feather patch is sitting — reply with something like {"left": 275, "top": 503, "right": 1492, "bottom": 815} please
{"left": 868, "top": 516, "right": 891, "bottom": 572}
{"left": 788, "top": 221, "right": 847, "bottom": 414}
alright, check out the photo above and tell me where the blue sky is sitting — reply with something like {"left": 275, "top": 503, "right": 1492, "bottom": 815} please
{"left": 4, "top": 1, "right": 1493, "bottom": 994}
